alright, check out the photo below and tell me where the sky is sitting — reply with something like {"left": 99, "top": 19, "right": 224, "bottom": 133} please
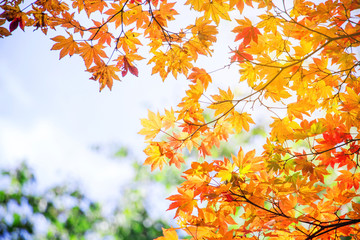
{"left": 0, "top": 27, "right": 188, "bottom": 204}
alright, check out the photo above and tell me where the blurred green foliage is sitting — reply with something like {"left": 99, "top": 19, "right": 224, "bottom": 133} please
{"left": 0, "top": 161, "right": 169, "bottom": 240}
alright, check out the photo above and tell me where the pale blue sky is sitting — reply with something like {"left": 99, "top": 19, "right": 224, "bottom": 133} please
{"left": 0, "top": 28, "right": 187, "bottom": 204}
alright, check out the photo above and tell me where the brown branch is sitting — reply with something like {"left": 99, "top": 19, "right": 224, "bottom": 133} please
{"left": 305, "top": 219, "right": 360, "bottom": 240}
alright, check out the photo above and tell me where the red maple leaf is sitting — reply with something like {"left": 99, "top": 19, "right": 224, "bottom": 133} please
{"left": 122, "top": 56, "right": 139, "bottom": 77}
{"left": 231, "top": 44, "right": 253, "bottom": 63}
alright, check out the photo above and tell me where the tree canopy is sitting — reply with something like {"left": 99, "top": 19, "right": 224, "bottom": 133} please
{"left": 2, "top": 0, "right": 360, "bottom": 239}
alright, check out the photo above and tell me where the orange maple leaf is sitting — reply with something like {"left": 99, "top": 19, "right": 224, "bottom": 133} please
{"left": 167, "top": 188, "right": 197, "bottom": 217}
{"left": 232, "top": 17, "right": 261, "bottom": 46}
{"left": 87, "top": 62, "right": 120, "bottom": 91}
{"left": 51, "top": 34, "right": 79, "bottom": 59}
{"left": 89, "top": 20, "right": 113, "bottom": 46}
{"left": 188, "top": 67, "right": 212, "bottom": 89}
{"left": 229, "top": 0, "right": 253, "bottom": 13}
{"left": 78, "top": 42, "right": 107, "bottom": 68}
{"left": 335, "top": 170, "right": 360, "bottom": 190}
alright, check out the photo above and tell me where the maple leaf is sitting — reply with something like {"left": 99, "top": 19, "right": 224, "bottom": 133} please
{"left": 231, "top": 44, "right": 253, "bottom": 62}
{"left": 232, "top": 17, "right": 261, "bottom": 46}
{"left": 189, "top": 17, "right": 218, "bottom": 48}
{"left": 123, "top": 5, "right": 150, "bottom": 28}
{"left": 87, "top": 62, "right": 120, "bottom": 91}
{"left": 121, "top": 56, "right": 139, "bottom": 77}
{"left": 278, "top": 194, "right": 298, "bottom": 218}
{"left": 185, "top": 0, "right": 205, "bottom": 11}
{"left": 216, "top": 157, "right": 235, "bottom": 182}
{"left": 167, "top": 188, "right": 197, "bottom": 217}
{"left": 148, "top": 45, "right": 194, "bottom": 80}
{"left": 315, "top": 127, "right": 352, "bottom": 154}
{"left": 72, "top": 0, "right": 107, "bottom": 16}
{"left": 117, "top": 29, "right": 142, "bottom": 53}
{"left": 104, "top": 2, "right": 124, "bottom": 28}
{"left": 335, "top": 170, "right": 360, "bottom": 190}
{"left": 341, "top": 87, "right": 360, "bottom": 110}
{"left": 156, "top": 1, "right": 179, "bottom": 26}
{"left": 293, "top": 39, "right": 314, "bottom": 58}
{"left": 287, "top": 102, "right": 311, "bottom": 120}
{"left": 202, "top": 1, "right": 230, "bottom": 25}
{"left": 232, "top": 148, "right": 256, "bottom": 170}
{"left": 209, "top": 88, "right": 234, "bottom": 116}
{"left": 9, "top": 16, "right": 25, "bottom": 32}
{"left": 188, "top": 67, "right": 212, "bottom": 89}
{"left": 0, "top": 26, "right": 11, "bottom": 38}
{"left": 114, "top": 51, "right": 144, "bottom": 77}
{"left": 89, "top": 20, "right": 113, "bottom": 46}
{"left": 78, "top": 42, "right": 107, "bottom": 68}
{"left": 155, "top": 228, "right": 179, "bottom": 240}
{"left": 270, "top": 117, "right": 301, "bottom": 143}
{"left": 144, "top": 142, "right": 167, "bottom": 171}
{"left": 138, "top": 110, "right": 163, "bottom": 140}
{"left": 352, "top": 202, "right": 360, "bottom": 215}
{"left": 162, "top": 108, "right": 176, "bottom": 129}
{"left": 199, "top": 141, "right": 211, "bottom": 158}
{"left": 55, "top": 12, "right": 81, "bottom": 33}
{"left": 257, "top": 13, "right": 281, "bottom": 34}
{"left": 51, "top": 34, "right": 79, "bottom": 59}
{"left": 229, "top": 0, "right": 253, "bottom": 13}
{"left": 229, "top": 112, "right": 254, "bottom": 133}
{"left": 166, "top": 151, "right": 185, "bottom": 169}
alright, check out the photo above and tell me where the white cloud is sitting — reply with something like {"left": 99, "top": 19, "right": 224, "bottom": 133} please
{"left": 0, "top": 119, "right": 133, "bottom": 201}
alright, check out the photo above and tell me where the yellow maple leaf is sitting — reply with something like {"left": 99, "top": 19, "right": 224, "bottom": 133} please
{"left": 209, "top": 88, "right": 234, "bottom": 116}
{"left": 138, "top": 110, "right": 163, "bottom": 140}
{"left": 216, "top": 157, "right": 235, "bottom": 182}
{"left": 185, "top": 0, "right": 205, "bottom": 11}
{"left": 155, "top": 228, "right": 179, "bottom": 240}
{"left": 232, "top": 148, "right": 256, "bottom": 169}
{"left": 163, "top": 108, "right": 176, "bottom": 129}
{"left": 229, "top": 111, "right": 254, "bottom": 133}
{"left": 203, "top": 1, "right": 230, "bottom": 25}
{"left": 341, "top": 87, "right": 360, "bottom": 110}
{"left": 293, "top": 39, "right": 314, "bottom": 58}
{"left": 189, "top": 17, "right": 218, "bottom": 48}
{"left": 117, "top": 29, "right": 142, "bottom": 53}
{"left": 270, "top": 117, "right": 301, "bottom": 143}
{"left": 257, "top": 13, "right": 281, "bottom": 34}
{"left": 143, "top": 142, "right": 167, "bottom": 171}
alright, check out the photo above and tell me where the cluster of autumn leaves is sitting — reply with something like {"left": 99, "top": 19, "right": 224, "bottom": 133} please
{"left": 2, "top": 0, "right": 360, "bottom": 239}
